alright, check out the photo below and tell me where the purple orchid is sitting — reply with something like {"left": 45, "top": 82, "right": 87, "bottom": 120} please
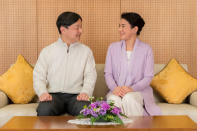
{"left": 100, "top": 101, "right": 110, "bottom": 111}
{"left": 111, "top": 107, "right": 121, "bottom": 115}
{"left": 99, "top": 109, "right": 107, "bottom": 115}
{"left": 90, "top": 110, "right": 98, "bottom": 117}
{"left": 81, "top": 108, "right": 91, "bottom": 116}
{"left": 90, "top": 103, "right": 97, "bottom": 109}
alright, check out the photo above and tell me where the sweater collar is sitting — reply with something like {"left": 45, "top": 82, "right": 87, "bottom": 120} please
{"left": 57, "top": 37, "right": 79, "bottom": 49}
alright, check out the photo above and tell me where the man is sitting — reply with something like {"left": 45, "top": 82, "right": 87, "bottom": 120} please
{"left": 33, "top": 12, "right": 97, "bottom": 116}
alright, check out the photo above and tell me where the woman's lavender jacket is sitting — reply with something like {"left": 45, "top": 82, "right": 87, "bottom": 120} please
{"left": 104, "top": 39, "right": 161, "bottom": 116}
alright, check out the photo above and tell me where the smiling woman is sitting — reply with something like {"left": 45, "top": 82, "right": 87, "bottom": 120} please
{"left": 105, "top": 12, "right": 161, "bottom": 117}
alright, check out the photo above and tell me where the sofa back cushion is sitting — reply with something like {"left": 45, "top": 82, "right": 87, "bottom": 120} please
{"left": 92, "top": 64, "right": 108, "bottom": 99}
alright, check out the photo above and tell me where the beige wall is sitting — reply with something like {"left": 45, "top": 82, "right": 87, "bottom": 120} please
{"left": 0, "top": 0, "right": 37, "bottom": 74}
{"left": 1, "top": 0, "right": 197, "bottom": 77}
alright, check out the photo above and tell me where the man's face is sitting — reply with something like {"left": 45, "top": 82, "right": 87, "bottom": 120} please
{"left": 61, "top": 19, "right": 82, "bottom": 44}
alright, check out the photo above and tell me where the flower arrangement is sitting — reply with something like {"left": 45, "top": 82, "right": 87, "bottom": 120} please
{"left": 78, "top": 97, "right": 127, "bottom": 125}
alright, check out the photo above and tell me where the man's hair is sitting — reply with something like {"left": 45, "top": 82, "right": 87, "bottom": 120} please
{"left": 56, "top": 12, "right": 82, "bottom": 34}
{"left": 121, "top": 12, "right": 145, "bottom": 35}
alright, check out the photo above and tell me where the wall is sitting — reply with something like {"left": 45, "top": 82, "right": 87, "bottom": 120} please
{"left": 0, "top": 0, "right": 197, "bottom": 77}
{"left": 0, "top": 0, "right": 37, "bottom": 74}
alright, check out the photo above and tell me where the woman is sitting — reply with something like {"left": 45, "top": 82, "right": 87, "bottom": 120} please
{"left": 104, "top": 12, "right": 161, "bottom": 116}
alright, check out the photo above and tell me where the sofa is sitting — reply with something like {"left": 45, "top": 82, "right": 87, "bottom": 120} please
{"left": 0, "top": 64, "right": 197, "bottom": 127}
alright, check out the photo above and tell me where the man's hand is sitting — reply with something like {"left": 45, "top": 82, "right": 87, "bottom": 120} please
{"left": 77, "top": 93, "right": 89, "bottom": 101}
{"left": 39, "top": 93, "right": 52, "bottom": 102}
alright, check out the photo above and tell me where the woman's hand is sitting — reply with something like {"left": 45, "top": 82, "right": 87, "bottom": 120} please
{"left": 112, "top": 86, "right": 122, "bottom": 96}
{"left": 119, "top": 86, "right": 133, "bottom": 97}
{"left": 113, "top": 86, "right": 133, "bottom": 97}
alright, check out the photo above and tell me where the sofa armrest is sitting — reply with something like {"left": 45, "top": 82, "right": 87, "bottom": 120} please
{"left": 189, "top": 91, "right": 197, "bottom": 107}
{"left": 0, "top": 91, "right": 9, "bottom": 108}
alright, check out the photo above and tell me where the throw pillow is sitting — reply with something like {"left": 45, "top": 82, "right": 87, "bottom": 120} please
{"left": 151, "top": 58, "right": 197, "bottom": 104}
{"left": 0, "top": 55, "right": 35, "bottom": 104}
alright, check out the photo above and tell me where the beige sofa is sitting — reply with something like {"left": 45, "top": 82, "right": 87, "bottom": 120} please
{"left": 0, "top": 64, "right": 197, "bottom": 127}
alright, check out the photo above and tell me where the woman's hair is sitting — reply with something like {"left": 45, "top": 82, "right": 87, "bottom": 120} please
{"left": 121, "top": 12, "right": 145, "bottom": 35}
{"left": 56, "top": 11, "right": 82, "bottom": 34}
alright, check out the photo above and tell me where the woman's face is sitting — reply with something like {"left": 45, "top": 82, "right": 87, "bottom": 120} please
{"left": 119, "top": 19, "right": 137, "bottom": 40}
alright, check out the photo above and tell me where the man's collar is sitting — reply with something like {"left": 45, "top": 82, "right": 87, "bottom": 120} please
{"left": 58, "top": 37, "right": 78, "bottom": 48}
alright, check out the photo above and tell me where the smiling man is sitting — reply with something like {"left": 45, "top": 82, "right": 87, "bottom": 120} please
{"left": 33, "top": 12, "right": 97, "bottom": 116}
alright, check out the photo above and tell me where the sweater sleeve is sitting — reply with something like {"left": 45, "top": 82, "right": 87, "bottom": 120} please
{"left": 104, "top": 45, "right": 118, "bottom": 91}
{"left": 33, "top": 49, "right": 48, "bottom": 97}
{"left": 80, "top": 50, "right": 97, "bottom": 96}
{"left": 132, "top": 47, "right": 154, "bottom": 92}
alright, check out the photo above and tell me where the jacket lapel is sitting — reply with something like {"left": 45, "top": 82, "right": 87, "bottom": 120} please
{"left": 125, "top": 39, "right": 140, "bottom": 86}
{"left": 118, "top": 40, "right": 127, "bottom": 87}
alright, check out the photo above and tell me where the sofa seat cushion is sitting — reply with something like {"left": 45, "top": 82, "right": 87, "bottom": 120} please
{"left": 158, "top": 103, "right": 197, "bottom": 123}
{"left": 158, "top": 103, "right": 197, "bottom": 115}
{"left": 0, "top": 103, "right": 38, "bottom": 117}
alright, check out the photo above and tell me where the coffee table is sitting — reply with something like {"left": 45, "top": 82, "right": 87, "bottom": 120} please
{"left": 1, "top": 115, "right": 197, "bottom": 131}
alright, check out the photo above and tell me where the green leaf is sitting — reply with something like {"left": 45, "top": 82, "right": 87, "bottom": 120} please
{"left": 90, "top": 117, "right": 96, "bottom": 125}
{"left": 83, "top": 105, "right": 87, "bottom": 109}
{"left": 120, "top": 113, "right": 128, "bottom": 118}
{"left": 77, "top": 114, "right": 85, "bottom": 119}
{"left": 114, "top": 116, "right": 123, "bottom": 124}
